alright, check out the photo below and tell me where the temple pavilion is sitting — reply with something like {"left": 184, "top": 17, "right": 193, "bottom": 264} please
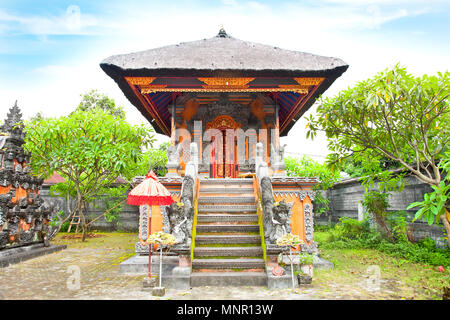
{"left": 101, "top": 29, "right": 348, "bottom": 288}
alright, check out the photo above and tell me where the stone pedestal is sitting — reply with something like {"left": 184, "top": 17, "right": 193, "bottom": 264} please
{"left": 297, "top": 274, "right": 312, "bottom": 285}
{"left": 152, "top": 287, "right": 166, "bottom": 296}
{"left": 142, "top": 277, "right": 156, "bottom": 289}
{"left": 120, "top": 254, "right": 191, "bottom": 289}
{"left": 266, "top": 266, "right": 294, "bottom": 289}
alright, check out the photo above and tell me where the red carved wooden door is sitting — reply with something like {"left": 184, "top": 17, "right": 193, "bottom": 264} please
{"left": 207, "top": 115, "right": 240, "bottom": 179}
{"left": 210, "top": 130, "right": 238, "bottom": 178}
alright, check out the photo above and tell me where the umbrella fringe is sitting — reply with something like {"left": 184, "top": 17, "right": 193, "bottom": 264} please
{"left": 126, "top": 195, "right": 174, "bottom": 206}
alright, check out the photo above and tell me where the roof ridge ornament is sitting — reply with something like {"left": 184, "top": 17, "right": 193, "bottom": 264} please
{"left": 217, "top": 26, "right": 229, "bottom": 38}
{"left": 1, "top": 100, "right": 23, "bottom": 133}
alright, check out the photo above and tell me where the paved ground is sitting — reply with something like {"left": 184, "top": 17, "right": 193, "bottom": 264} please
{"left": 0, "top": 233, "right": 433, "bottom": 300}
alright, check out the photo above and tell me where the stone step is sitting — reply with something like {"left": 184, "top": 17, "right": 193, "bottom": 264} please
{"left": 198, "top": 204, "right": 257, "bottom": 213}
{"left": 200, "top": 178, "right": 253, "bottom": 185}
{"left": 195, "top": 235, "right": 261, "bottom": 245}
{"left": 200, "top": 188, "right": 254, "bottom": 194}
{"left": 197, "top": 214, "right": 258, "bottom": 223}
{"left": 190, "top": 272, "right": 267, "bottom": 287}
{"left": 194, "top": 246, "right": 263, "bottom": 257}
{"left": 192, "top": 258, "right": 265, "bottom": 269}
{"left": 198, "top": 196, "right": 255, "bottom": 204}
{"left": 196, "top": 224, "right": 260, "bottom": 233}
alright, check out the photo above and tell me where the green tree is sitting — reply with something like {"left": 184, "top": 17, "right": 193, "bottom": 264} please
{"left": 284, "top": 155, "right": 340, "bottom": 222}
{"left": 76, "top": 89, "right": 126, "bottom": 119}
{"left": 307, "top": 65, "right": 450, "bottom": 244}
{"left": 24, "top": 107, "right": 154, "bottom": 241}
{"left": 341, "top": 154, "right": 400, "bottom": 178}
{"left": 122, "top": 141, "right": 169, "bottom": 178}
{"left": 407, "top": 151, "right": 450, "bottom": 239}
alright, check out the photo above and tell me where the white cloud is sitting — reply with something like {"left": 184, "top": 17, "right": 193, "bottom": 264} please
{"left": 323, "top": 0, "right": 447, "bottom": 4}
{"left": 65, "top": 5, "right": 82, "bottom": 31}
{"left": 0, "top": 1, "right": 449, "bottom": 155}
{"left": 0, "top": 5, "right": 99, "bottom": 36}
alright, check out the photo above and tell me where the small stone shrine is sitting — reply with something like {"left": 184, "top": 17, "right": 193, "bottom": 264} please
{"left": 0, "top": 102, "right": 64, "bottom": 266}
{"left": 103, "top": 28, "right": 345, "bottom": 288}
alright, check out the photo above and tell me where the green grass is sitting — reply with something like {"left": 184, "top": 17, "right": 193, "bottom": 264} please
{"left": 315, "top": 230, "right": 450, "bottom": 300}
{"left": 191, "top": 197, "right": 199, "bottom": 271}
{"left": 52, "top": 232, "right": 137, "bottom": 250}
{"left": 256, "top": 196, "right": 267, "bottom": 270}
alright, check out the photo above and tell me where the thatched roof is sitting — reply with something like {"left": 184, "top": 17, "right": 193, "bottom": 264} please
{"left": 100, "top": 29, "right": 348, "bottom": 136}
{"left": 101, "top": 29, "right": 347, "bottom": 75}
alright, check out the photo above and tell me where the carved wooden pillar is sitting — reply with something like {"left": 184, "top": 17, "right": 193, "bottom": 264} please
{"left": 170, "top": 103, "right": 176, "bottom": 146}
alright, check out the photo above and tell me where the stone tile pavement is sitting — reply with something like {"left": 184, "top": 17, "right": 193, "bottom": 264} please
{"left": 0, "top": 234, "right": 404, "bottom": 300}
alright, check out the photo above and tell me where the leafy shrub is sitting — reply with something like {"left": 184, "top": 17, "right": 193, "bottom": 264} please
{"left": 298, "top": 253, "right": 314, "bottom": 265}
{"left": 363, "top": 190, "right": 395, "bottom": 239}
{"left": 329, "top": 217, "right": 372, "bottom": 241}
{"left": 49, "top": 210, "right": 71, "bottom": 232}
{"left": 285, "top": 156, "right": 340, "bottom": 190}
{"left": 59, "top": 220, "right": 71, "bottom": 232}
{"left": 376, "top": 238, "right": 449, "bottom": 266}
{"left": 386, "top": 210, "right": 410, "bottom": 242}
{"left": 319, "top": 217, "right": 450, "bottom": 266}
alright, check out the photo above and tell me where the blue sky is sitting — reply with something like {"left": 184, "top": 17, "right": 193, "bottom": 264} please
{"left": 1, "top": 0, "right": 449, "bottom": 160}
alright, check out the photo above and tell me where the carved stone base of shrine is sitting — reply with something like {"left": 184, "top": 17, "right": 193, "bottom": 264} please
{"left": 266, "top": 265, "right": 294, "bottom": 290}
{"left": 0, "top": 243, "right": 66, "bottom": 268}
{"left": 265, "top": 255, "right": 294, "bottom": 289}
{"left": 120, "top": 254, "right": 191, "bottom": 289}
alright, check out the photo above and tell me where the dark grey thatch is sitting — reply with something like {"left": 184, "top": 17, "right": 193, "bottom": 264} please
{"left": 101, "top": 30, "right": 347, "bottom": 75}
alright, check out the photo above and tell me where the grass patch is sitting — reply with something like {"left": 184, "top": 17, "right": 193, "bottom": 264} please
{"left": 314, "top": 229, "right": 450, "bottom": 300}
{"left": 52, "top": 232, "right": 137, "bottom": 250}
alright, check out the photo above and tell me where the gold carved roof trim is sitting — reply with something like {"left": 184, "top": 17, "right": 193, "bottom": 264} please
{"left": 293, "top": 77, "right": 325, "bottom": 86}
{"left": 198, "top": 77, "right": 255, "bottom": 86}
{"left": 125, "top": 77, "right": 156, "bottom": 86}
{"left": 140, "top": 87, "right": 308, "bottom": 94}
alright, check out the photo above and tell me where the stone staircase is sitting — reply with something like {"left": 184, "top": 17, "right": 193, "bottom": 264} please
{"left": 191, "top": 178, "right": 267, "bottom": 287}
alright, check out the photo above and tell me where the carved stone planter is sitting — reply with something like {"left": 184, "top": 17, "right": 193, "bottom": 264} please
{"left": 152, "top": 286, "right": 166, "bottom": 296}
{"left": 297, "top": 274, "right": 312, "bottom": 285}
{"left": 142, "top": 277, "right": 156, "bottom": 289}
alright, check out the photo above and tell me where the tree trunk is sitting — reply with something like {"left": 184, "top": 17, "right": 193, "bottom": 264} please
{"left": 374, "top": 213, "right": 394, "bottom": 241}
{"left": 48, "top": 209, "right": 74, "bottom": 241}
{"left": 80, "top": 201, "right": 87, "bottom": 242}
{"left": 441, "top": 213, "right": 450, "bottom": 248}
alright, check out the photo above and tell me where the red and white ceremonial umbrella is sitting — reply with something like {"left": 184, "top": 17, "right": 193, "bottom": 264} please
{"left": 127, "top": 170, "right": 174, "bottom": 280}
{"left": 127, "top": 170, "right": 173, "bottom": 206}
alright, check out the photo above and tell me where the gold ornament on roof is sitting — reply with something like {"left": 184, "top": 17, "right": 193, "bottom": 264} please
{"left": 125, "top": 77, "right": 157, "bottom": 86}
{"left": 293, "top": 77, "right": 324, "bottom": 86}
{"left": 139, "top": 84, "right": 168, "bottom": 93}
{"left": 198, "top": 77, "right": 254, "bottom": 89}
{"left": 277, "top": 85, "right": 309, "bottom": 94}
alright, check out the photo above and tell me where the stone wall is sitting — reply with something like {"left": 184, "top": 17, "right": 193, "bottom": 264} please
{"left": 316, "top": 175, "right": 447, "bottom": 248}
{"left": 40, "top": 185, "right": 139, "bottom": 232}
